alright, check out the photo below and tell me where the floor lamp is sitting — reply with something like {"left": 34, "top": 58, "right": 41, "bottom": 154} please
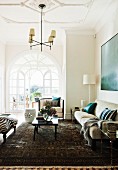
{"left": 83, "top": 74, "right": 96, "bottom": 103}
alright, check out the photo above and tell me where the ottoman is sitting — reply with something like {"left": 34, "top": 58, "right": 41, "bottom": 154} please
{"left": 25, "top": 108, "right": 36, "bottom": 123}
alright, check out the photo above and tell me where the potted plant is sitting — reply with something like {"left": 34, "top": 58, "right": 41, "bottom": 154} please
{"left": 32, "top": 91, "right": 42, "bottom": 102}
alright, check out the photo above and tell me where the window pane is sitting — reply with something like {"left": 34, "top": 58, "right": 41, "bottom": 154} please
{"left": 45, "top": 72, "right": 50, "bottom": 79}
{"left": 52, "top": 72, "right": 58, "bottom": 79}
{"left": 44, "top": 80, "right": 50, "bottom": 87}
{"left": 52, "top": 88, "right": 59, "bottom": 94}
{"left": 11, "top": 73, "right": 17, "bottom": 79}
{"left": 18, "top": 95, "right": 25, "bottom": 102}
{"left": 18, "top": 88, "right": 24, "bottom": 94}
{"left": 44, "top": 88, "right": 50, "bottom": 94}
{"left": 10, "top": 88, "right": 17, "bottom": 94}
{"left": 52, "top": 80, "right": 59, "bottom": 87}
{"left": 19, "top": 80, "right": 24, "bottom": 87}
{"left": 19, "top": 73, "right": 24, "bottom": 79}
{"left": 10, "top": 80, "right": 17, "bottom": 87}
{"left": 18, "top": 103, "right": 24, "bottom": 109}
{"left": 10, "top": 95, "right": 17, "bottom": 102}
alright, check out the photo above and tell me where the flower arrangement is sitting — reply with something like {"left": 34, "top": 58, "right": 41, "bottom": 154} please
{"left": 40, "top": 101, "right": 57, "bottom": 117}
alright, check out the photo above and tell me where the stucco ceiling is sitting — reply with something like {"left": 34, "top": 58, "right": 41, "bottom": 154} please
{"left": 0, "top": 0, "right": 117, "bottom": 44}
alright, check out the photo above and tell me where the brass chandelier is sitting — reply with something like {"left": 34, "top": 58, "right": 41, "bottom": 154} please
{"left": 29, "top": 4, "right": 56, "bottom": 51}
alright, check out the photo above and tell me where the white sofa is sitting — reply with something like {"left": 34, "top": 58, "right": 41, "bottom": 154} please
{"left": 74, "top": 99, "right": 118, "bottom": 148}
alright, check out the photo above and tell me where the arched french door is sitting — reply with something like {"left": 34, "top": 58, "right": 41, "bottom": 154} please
{"left": 7, "top": 50, "right": 62, "bottom": 112}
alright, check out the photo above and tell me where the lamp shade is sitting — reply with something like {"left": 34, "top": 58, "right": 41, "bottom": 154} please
{"left": 29, "top": 28, "right": 35, "bottom": 36}
{"left": 48, "top": 36, "right": 53, "bottom": 43}
{"left": 83, "top": 74, "right": 96, "bottom": 85}
{"left": 51, "top": 30, "right": 56, "bottom": 38}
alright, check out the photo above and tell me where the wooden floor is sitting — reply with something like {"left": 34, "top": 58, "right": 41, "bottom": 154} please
{"left": 0, "top": 167, "right": 118, "bottom": 170}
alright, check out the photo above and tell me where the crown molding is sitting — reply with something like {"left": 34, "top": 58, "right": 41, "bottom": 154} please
{"left": 65, "top": 29, "right": 95, "bottom": 36}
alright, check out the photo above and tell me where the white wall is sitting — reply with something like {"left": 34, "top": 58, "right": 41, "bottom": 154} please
{"left": 0, "top": 42, "right": 5, "bottom": 113}
{"left": 95, "top": 9, "right": 118, "bottom": 103}
{"left": 66, "top": 32, "right": 95, "bottom": 118}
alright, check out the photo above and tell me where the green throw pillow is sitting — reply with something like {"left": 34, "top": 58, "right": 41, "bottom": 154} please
{"left": 52, "top": 96, "right": 61, "bottom": 107}
{"left": 83, "top": 102, "right": 97, "bottom": 114}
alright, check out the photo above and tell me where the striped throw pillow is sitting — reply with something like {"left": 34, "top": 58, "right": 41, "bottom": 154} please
{"left": 105, "top": 109, "right": 117, "bottom": 121}
{"left": 100, "top": 108, "right": 110, "bottom": 120}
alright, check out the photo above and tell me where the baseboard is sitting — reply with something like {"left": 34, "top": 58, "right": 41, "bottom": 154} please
{"left": 65, "top": 112, "right": 71, "bottom": 119}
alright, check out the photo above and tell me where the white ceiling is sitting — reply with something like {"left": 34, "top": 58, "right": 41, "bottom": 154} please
{"left": 0, "top": 0, "right": 117, "bottom": 44}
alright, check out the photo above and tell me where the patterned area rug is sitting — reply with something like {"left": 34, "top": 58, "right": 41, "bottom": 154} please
{"left": 0, "top": 120, "right": 118, "bottom": 166}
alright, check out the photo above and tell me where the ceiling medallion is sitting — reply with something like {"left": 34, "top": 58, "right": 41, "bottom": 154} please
{"left": 26, "top": 0, "right": 58, "bottom": 12}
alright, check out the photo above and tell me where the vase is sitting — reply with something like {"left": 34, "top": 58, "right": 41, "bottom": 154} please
{"left": 43, "top": 113, "right": 52, "bottom": 121}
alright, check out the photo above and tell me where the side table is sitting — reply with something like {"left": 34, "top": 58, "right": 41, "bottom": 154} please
{"left": 70, "top": 107, "right": 80, "bottom": 122}
{"left": 101, "top": 122, "right": 118, "bottom": 165}
{"left": 25, "top": 108, "right": 36, "bottom": 123}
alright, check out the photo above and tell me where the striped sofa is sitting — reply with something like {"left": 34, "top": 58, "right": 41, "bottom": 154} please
{"left": 0, "top": 114, "right": 18, "bottom": 143}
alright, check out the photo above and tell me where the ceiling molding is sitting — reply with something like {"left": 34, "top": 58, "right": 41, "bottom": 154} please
{"left": 0, "top": 0, "right": 94, "bottom": 25}
{"left": 0, "top": 15, "right": 84, "bottom": 25}
{"left": 94, "top": 0, "right": 118, "bottom": 34}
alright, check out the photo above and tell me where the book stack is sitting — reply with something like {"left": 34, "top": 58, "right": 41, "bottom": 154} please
{"left": 36, "top": 112, "right": 44, "bottom": 121}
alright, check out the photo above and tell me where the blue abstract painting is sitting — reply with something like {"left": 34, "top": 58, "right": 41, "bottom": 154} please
{"left": 101, "top": 33, "right": 118, "bottom": 91}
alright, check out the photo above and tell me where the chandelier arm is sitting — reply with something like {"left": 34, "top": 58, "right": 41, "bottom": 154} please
{"left": 30, "top": 42, "right": 51, "bottom": 48}
{"left": 30, "top": 43, "right": 41, "bottom": 47}
{"left": 32, "top": 41, "right": 51, "bottom": 47}
{"left": 44, "top": 41, "right": 52, "bottom": 44}
{"left": 42, "top": 43, "right": 51, "bottom": 47}
{"left": 33, "top": 40, "right": 41, "bottom": 44}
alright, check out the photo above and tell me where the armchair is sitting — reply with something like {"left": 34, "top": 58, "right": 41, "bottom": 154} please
{"left": 39, "top": 98, "right": 64, "bottom": 119}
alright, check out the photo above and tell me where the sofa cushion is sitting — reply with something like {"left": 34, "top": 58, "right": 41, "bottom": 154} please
{"left": 74, "top": 111, "right": 97, "bottom": 123}
{"left": 100, "top": 108, "right": 110, "bottom": 120}
{"left": 44, "top": 100, "right": 59, "bottom": 107}
{"left": 45, "top": 100, "right": 52, "bottom": 107}
{"left": 51, "top": 100, "right": 58, "bottom": 107}
{"left": 83, "top": 102, "right": 97, "bottom": 114}
{"left": 105, "top": 109, "right": 117, "bottom": 121}
{"left": 52, "top": 107, "right": 62, "bottom": 113}
{"left": 52, "top": 96, "right": 61, "bottom": 107}
{"left": 80, "top": 117, "right": 97, "bottom": 126}
{"left": 100, "top": 108, "right": 117, "bottom": 121}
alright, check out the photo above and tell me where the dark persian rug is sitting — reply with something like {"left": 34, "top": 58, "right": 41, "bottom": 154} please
{"left": 0, "top": 120, "right": 118, "bottom": 166}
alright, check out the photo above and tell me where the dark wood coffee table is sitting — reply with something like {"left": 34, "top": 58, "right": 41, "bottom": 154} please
{"left": 32, "top": 116, "right": 58, "bottom": 140}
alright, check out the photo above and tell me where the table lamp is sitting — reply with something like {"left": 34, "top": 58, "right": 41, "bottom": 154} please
{"left": 83, "top": 74, "right": 96, "bottom": 103}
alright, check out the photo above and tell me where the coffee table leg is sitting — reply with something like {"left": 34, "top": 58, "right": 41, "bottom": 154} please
{"left": 33, "top": 126, "right": 36, "bottom": 141}
{"left": 110, "top": 140, "right": 113, "bottom": 165}
{"left": 33, "top": 125, "right": 39, "bottom": 141}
